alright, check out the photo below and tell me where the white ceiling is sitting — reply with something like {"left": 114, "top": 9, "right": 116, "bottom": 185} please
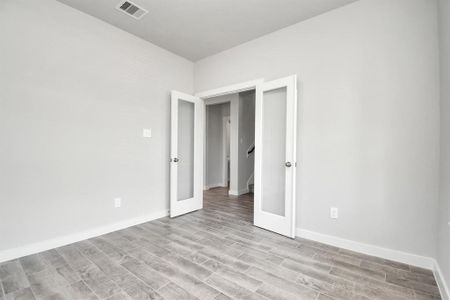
{"left": 57, "top": 0, "right": 359, "bottom": 61}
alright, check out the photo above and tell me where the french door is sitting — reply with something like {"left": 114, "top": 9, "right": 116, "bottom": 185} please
{"left": 170, "top": 91, "right": 204, "bottom": 217}
{"left": 254, "top": 75, "right": 297, "bottom": 238}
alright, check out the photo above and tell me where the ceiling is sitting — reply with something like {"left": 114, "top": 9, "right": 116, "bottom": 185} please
{"left": 57, "top": 0, "right": 359, "bottom": 61}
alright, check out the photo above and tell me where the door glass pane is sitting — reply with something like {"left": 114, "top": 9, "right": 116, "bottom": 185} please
{"left": 177, "top": 99, "right": 195, "bottom": 201}
{"left": 261, "top": 87, "right": 286, "bottom": 216}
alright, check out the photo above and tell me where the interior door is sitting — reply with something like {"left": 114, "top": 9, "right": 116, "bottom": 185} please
{"left": 254, "top": 75, "right": 297, "bottom": 238}
{"left": 170, "top": 91, "right": 203, "bottom": 217}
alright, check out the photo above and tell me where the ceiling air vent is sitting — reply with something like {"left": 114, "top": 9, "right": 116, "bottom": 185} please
{"left": 116, "top": 1, "right": 148, "bottom": 19}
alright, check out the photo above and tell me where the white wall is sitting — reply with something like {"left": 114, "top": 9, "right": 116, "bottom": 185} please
{"left": 0, "top": 0, "right": 193, "bottom": 252}
{"left": 238, "top": 91, "right": 255, "bottom": 193}
{"left": 195, "top": 0, "right": 440, "bottom": 257}
{"left": 438, "top": 0, "right": 450, "bottom": 290}
{"left": 206, "top": 103, "right": 230, "bottom": 188}
{"left": 229, "top": 95, "right": 241, "bottom": 195}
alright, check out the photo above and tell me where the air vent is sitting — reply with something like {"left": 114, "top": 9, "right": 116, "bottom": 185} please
{"left": 116, "top": 1, "right": 148, "bottom": 19}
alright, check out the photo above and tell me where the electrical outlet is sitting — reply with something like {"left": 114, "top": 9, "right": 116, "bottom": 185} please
{"left": 143, "top": 128, "right": 152, "bottom": 138}
{"left": 330, "top": 207, "right": 338, "bottom": 219}
{"left": 114, "top": 198, "right": 122, "bottom": 208}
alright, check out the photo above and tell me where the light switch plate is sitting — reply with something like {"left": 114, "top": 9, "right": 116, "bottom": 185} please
{"left": 330, "top": 207, "right": 338, "bottom": 219}
{"left": 143, "top": 128, "right": 152, "bottom": 138}
{"left": 114, "top": 198, "right": 121, "bottom": 208}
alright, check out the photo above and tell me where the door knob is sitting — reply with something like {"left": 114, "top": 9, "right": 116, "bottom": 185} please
{"left": 173, "top": 158, "right": 179, "bottom": 163}
{"left": 285, "top": 162, "right": 292, "bottom": 167}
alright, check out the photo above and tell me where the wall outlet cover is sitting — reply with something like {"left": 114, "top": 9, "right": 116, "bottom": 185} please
{"left": 143, "top": 128, "right": 152, "bottom": 138}
{"left": 330, "top": 207, "right": 338, "bottom": 219}
{"left": 114, "top": 198, "right": 122, "bottom": 208}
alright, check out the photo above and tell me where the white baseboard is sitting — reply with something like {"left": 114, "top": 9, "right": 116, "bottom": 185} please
{"left": 296, "top": 228, "right": 434, "bottom": 270}
{"left": 229, "top": 188, "right": 249, "bottom": 196}
{"left": 434, "top": 259, "right": 450, "bottom": 300}
{"left": 0, "top": 210, "right": 169, "bottom": 263}
{"left": 204, "top": 183, "right": 227, "bottom": 190}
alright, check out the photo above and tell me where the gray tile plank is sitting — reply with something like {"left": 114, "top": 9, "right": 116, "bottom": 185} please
{"left": 108, "top": 268, "right": 163, "bottom": 300}
{"left": 127, "top": 248, "right": 220, "bottom": 299}
{"left": 295, "top": 272, "right": 359, "bottom": 300}
{"left": 246, "top": 266, "right": 319, "bottom": 299}
{"left": 120, "top": 257, "right": 169, "bottom": 290}
{"left": 256, "top": 283, "right": 315, "bottom": 300}
{"left": 106, "top": 291, "right": 132, "bottom": 300}
{"left": 0, "top": 281, "right": 4, "bottom": 300}
{"left": 214, "top": 293, "right": 232, "bottom": 300}
{"left": 40, "top": 251, "right": 67, "bottom": 269}
{"left": 198, "top": 248, "right": 250, "bottom": 272}
{"left": 4, "top": 287, "right": 35, "bottom": 300}
{"left": 353, "top": 283, "right": 413, "bottom": 300}
{"left": 386, "top": 271, "right": 440, "bottom": 297}
{"left": 27, "top": 268, "right": 74, "bottom": 298}
{"left": 0, "top": 261, "right": 30, "bottom": 294}
{"left": 157, "top": 282, "right": 199, "bottom": 300}
{"left": 56, "top": 245, "right": 92, "bottom": 271}
{"left": 77, "top": 264, "right": 123, "bottom": 299}
{"left": 331, "top": 259, "right": 386, "bottom": 282}
{"left": 410, "top": 266, "right": 434, "bottom": 276}
{"left": 205, "top": 273, "right": 266, "bottom": 300}
{"left": 19, "top": 255, "right": 48, "bottom": 275}
{"left": 203, "top": 259, "right": 262, "bottom": 291}
{"left": 230, "top": 243, "right": 283, "bottom": 265}
{"left": 161, "top": 253, "right": 212, "bottom": 281}
{"left": 37, "top": 281, "right": 98, "bottom": 300}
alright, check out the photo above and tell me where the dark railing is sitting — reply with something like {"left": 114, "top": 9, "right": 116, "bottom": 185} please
{"left": 247, "top": 145, "right": 255, "bottom": 156}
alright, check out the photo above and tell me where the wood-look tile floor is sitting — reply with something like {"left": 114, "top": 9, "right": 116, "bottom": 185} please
{"left": 0, "top": 188, "right": 442, "bottom": 300}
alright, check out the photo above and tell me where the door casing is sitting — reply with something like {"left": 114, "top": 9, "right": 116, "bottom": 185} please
{"left": 171, "top": 76, "right": 299, "bottom": 238}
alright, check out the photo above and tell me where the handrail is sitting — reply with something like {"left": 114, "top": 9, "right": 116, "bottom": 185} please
{"left": 247, "top": 144, "right": 255, "bottom": 157}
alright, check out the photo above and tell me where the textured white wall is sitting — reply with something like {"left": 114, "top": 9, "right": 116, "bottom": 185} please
{"left": 0, "top": 0, "right": 193, "bottom": 251}
{"left": 438, "top": 0, "right": 450, "bottom": 289}
{"left": 195, "top": 0, "right": 440, "bottom": 257}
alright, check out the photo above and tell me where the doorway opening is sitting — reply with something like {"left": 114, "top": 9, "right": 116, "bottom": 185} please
{"left": 170, "top": 76, "right": 298, "bottom": 238}
{"left": 204, "top": 91, "right": 256, "bottom": 197}
{"left": 203, "top": 90, "right": 256, "bottom": 221}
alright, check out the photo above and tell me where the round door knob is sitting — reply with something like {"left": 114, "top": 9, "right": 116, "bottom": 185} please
{"left": 173, "top": 158, "right": 179, "bottom": 163}
{"left": 285, "top": 162, "right": 292, "bottom": 167}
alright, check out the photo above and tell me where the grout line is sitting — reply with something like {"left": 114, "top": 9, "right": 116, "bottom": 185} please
{"left": 80, "top": 279, "right": 101, "bottom": 300}
{"left": 0, "top": 280, "right": 5, "bottom": 299}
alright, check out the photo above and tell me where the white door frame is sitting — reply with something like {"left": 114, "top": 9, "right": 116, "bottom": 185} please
{"left": 195, "top": 77, "right": 298, "bottom": 238}
{"left": 195, "top": 79, "right": 264, "bottom": 99}
{"left": 198, "top": 79, "right": 264, "bottom": 194}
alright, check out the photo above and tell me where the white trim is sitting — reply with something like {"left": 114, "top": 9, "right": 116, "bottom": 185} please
{"left": 204, "top": 183, "right": 227, "bottom": 190}
{"left": 0, "top": 210, "right": 168, "bottom": 263}
{"left": 229, "top": 188, "right": 249, "bottom": 196}
{"left": 434, "top": 259, "right": 450, "bottom": 300}
{"left": 204, "top": 97, "right": 232, "bottom": 106}
{"left": 197, "top": 79, "right": 263, "bottom": 211}
{"left": 296, "top": 228, "right": 434, "bottom": 269}
{"left": 195, "top": 79, "right": 263, "bottom": 99}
